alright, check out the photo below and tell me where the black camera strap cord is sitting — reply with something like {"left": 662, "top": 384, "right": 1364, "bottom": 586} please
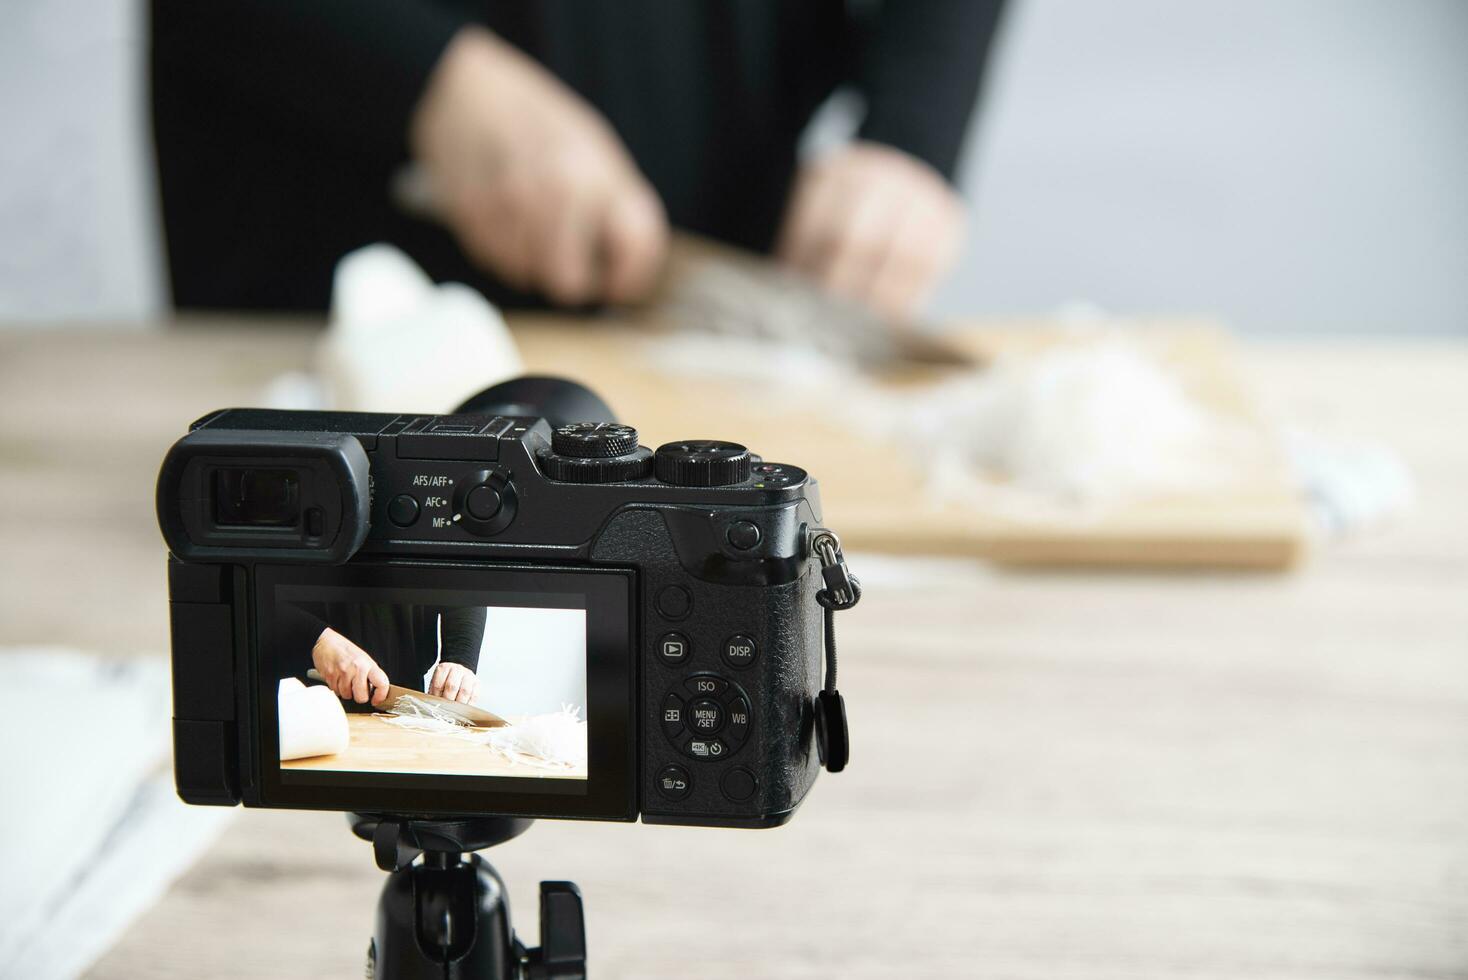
{"left": 810, "top": 529, "right": 857, "bottom": 774}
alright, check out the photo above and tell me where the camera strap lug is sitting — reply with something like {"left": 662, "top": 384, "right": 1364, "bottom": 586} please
{"left": 808, "top": 528, "right": 859, "bottom": 774}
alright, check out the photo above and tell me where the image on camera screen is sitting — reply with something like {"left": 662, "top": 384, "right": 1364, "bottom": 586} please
{"left": 275, "top": 598, "right": 588, "bottom": 783}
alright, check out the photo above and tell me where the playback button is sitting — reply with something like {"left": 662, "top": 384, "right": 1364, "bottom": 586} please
{"left": 656, "top": 765, "right": 692, "bottom": 801}
{"left": 657, "top": 632, "right": 690, "bottom": 666}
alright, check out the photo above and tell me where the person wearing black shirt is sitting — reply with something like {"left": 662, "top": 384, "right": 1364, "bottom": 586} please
{"left": 281, "top": 602, "right": 487, "bottom": 706}
{"left": 151, "top": 1, "right": 1005, "bottom": 319}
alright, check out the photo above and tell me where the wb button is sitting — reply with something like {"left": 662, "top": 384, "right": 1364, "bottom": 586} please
{"left": 657, "top": 632, "right": 690, "bottom": 666}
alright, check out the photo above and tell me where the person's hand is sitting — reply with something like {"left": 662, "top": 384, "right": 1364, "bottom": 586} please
{"left": 410, "top": 27, "right": 669, "bottom": 306}
{"left": 311, "top": 628, "right": 390, "bottom": 706}
{"left": 776, "top": 141, "right": 966, "bottom": 321}
{"left": 428, "top": 662, "right": 480, "bottom": 704}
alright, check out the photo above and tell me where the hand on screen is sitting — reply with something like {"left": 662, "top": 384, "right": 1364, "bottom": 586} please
{"left": 311, "top": 628, "right": 390, "bottom": 706}
{"left": 428, "top": 662, "right": 479, "bottom": 704}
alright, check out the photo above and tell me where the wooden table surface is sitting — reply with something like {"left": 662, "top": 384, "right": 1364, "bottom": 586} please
{"left": 0, "top": 322, "right": 1465, "bottom": 979}
{"left": 282, "top": 712, "right": 587, "bottom": 781}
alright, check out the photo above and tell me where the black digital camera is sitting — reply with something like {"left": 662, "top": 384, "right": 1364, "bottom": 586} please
{"left": 156, "top": 378, "right": 851, "bottom": 829}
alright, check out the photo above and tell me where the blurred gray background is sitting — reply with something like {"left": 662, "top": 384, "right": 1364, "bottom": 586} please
{"left": 3, "top": 0, "right": 1465, "bottom": 335}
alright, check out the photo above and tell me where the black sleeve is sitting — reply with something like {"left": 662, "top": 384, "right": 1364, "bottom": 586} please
{"left": 852, "top": 0, "right": 1007, "bottom": 181}
{"left": 438, "top": 607, "right": 487, "bottom": 672}
{"left": 150, "top": 0, "right": 472, "bottom": 158}
{"left": 277, "top": 602, "right": 329, "bottom": 680}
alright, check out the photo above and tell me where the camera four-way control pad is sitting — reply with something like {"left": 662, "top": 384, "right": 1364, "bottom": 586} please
{"left": 660, "top": 674, "right": 752, "bottom": 762}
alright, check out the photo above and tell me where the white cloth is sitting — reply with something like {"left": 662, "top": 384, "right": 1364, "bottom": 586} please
{"left": 0, "top": 649, "right": 232, "bottom": 980}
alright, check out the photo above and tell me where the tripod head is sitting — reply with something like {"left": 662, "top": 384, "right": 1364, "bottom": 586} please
{"left": 349, "top": 814, "right": 586, "bottom": 980}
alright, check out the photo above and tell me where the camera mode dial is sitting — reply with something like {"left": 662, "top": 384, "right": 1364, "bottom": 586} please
{"left": 538, "top": 421, "right": 654, "bottom": 484}
{"left": 654, "top": 440, "right": 752, "bottom": 487}
{"left": 551, "top": 421, "right": 641, "bottom": 458}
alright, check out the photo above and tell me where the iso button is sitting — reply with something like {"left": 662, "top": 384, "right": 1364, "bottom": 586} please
{"left": 684, "top": 675, "right": 728, "bottom": 698}
{"left": 721, "top": 634, "right": 757, "bottom": 669}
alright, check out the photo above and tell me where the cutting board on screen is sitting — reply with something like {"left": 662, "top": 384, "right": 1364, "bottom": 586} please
{"left": 510, "top": 315, "right": 1308, "bottom": 570}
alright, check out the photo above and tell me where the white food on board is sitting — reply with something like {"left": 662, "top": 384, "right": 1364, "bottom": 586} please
{"left": 381, "top": 697, "right": 588, "bottom": 771}
{"left": 277, "top": 677, "right": 350, "bottom": 760}
{"left": 319, "top": 243, "right": 524, "bottom": 413}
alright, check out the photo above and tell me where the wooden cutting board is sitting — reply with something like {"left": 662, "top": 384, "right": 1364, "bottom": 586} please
{"left": 511, "top": 314, "right": 1308, "bottom": 570}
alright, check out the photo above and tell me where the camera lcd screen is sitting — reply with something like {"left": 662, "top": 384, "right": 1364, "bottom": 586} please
{"left": 256, "top": 564, "right": 635, "bottom": 819}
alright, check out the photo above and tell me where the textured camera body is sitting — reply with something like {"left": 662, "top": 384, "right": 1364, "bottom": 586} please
{"left": 158, "top": 406, "right": 828, "bottom": 828}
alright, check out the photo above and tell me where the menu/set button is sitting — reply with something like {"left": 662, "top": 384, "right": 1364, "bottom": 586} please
{"left": 686, "top": 698, "right": 723, "bottom": 735}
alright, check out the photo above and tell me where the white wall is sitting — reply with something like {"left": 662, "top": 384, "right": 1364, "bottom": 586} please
{"left": 2, "top": 0, "right": 1464, "bottom": 335}
{"left": 454, "top": 606, "right": 587, "bottom": 718}
{"left": 933, "top": 0, "right": 1468, "bottom": 336}
{"left": 0, "top": 0, "right": 161, "bottom": 323}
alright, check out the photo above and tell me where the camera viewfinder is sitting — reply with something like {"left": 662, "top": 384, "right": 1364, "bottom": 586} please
{"left": 213, "top": 467, "right": 301, "bottom": 528}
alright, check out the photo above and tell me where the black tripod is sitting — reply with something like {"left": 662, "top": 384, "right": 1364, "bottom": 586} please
{"left": 349, "top": 814, "right": 587, "bottom": 979}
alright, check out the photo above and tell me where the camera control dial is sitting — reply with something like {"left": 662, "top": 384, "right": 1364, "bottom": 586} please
{"left": 653, "top": 440, "right": 752, "bottom": 487}
{"left": 661, "top": 674, "right": 752, "bottom": 761}
{"left": 452, "top": 468, "right": 517, "bottom": 536}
